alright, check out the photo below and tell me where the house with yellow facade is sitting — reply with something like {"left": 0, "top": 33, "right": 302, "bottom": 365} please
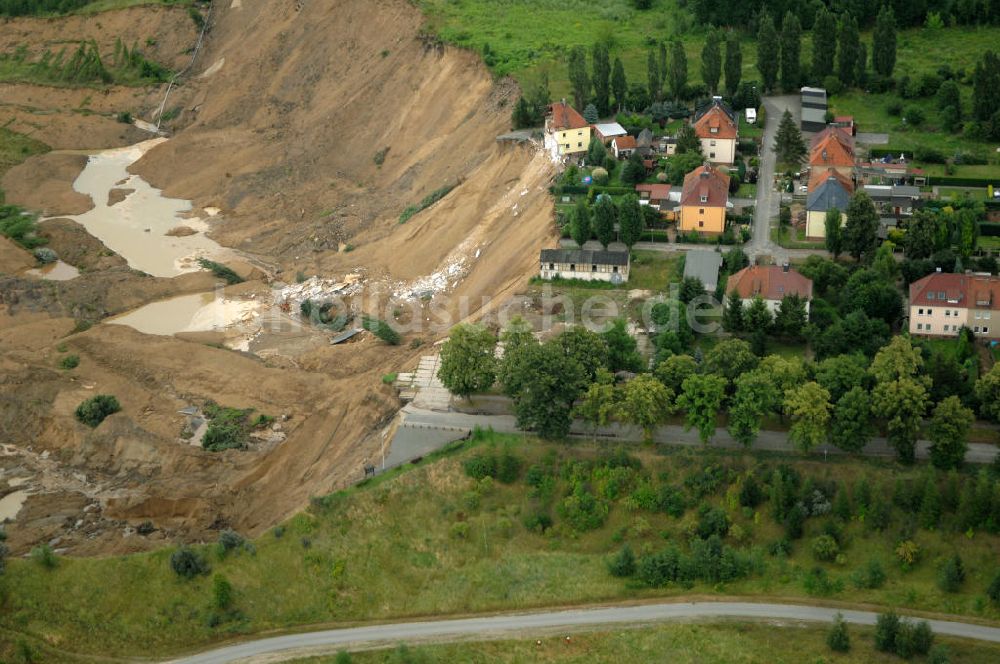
{"left": 544, "top": 101, "right": 591, "bottom": 160}
{"left": 679, "top": 164, "right": 730, "bottom": 235}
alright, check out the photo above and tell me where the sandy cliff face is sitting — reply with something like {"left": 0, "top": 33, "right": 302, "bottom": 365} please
{"left": 0, "top": 0, "right": 554, "bottom": 554}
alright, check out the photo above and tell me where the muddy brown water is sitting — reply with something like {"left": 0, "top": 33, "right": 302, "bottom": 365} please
{"left": 25, "top": 260, "right": 80, "bottom": 281}
{"left": 53, "top": 139, "right": 224, "bottom": 278}
{"left": 106, "top": 292, "right": 257, "bottom": 336}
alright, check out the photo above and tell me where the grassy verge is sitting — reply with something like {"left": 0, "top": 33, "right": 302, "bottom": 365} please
{"left": 299, "top": 622, "right": 1000, "bottom": 663}
{"left": 771, "top": 227, "right": 825, "bottom": 250}
{"left": 3, "top": 431, "right": 1000, "bottom": 660}
{"left": 627, "top": 250, "right": 680, "bottom": 290}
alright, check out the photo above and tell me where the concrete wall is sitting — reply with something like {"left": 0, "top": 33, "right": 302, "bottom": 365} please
{"left": 700, "top": 137, "right": 736, "bottom": 165}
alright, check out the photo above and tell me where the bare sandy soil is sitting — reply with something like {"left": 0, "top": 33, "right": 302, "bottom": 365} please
{"left": 0, "top": 0, "right": 555, "bottom": 555}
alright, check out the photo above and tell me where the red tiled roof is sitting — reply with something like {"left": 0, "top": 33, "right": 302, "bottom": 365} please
{"left": 807, "top": 167, "right": 854, "bottom": 194}
{"left": 635, "top": 183, "right": 671, "bottom": 200}
{"left": 810, "top": 132, "right": 855, "bottom": 169}
{"left": 693, "top": 104, "right": 738, "bottom": 140}
{"left": 909, "top": 273, "right": 1000, "bottom": 310}
{"left": 680, "top": 164, "right": 730, "bottom": 208}
{"left": 547, "top": 102, "right": 589, "bottom": 130}
{"left": 809, "top": 126, "right": 854, "bottom": 152}
{"left": 726, "top": 265, "right": 813, "bottom": 301}
{"left": 613, "top": 135, "right": 637, "bottom": 150}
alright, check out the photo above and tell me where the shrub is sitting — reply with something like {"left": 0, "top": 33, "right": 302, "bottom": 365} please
{"left": 362, "top": 316, "right": 401, "bottom": 345}
{"left": 937, "top": 553, "right": 965, "bottom": 592}
{"left": 373, "top": 147, "right": 389, "bottom": 166}
{"left": 696, "top": 505, "right": 730, "bottom": 539}
{"left": 886, "top": 99, "right": 903, "bottom": 116}
{"left": 827, "top": 612, "right": 851, "bottom": 652}
{"left": 171, "top": 547, "right": 210, "bottom": 579}
{"left": 895, "top": 539, "right": 920, "bottom": 568}
{"left": 496, "top": 451, "right": 521, "bottom": 484}
{"left": 197, "top": 258, "right": 244, "bottom": 285}
{"left": 463, "top": 453, "right": 497, "bottom": 480}
{"left": 803, "top": 567, "right": 843, "bottom": 596}
{"left": 851, "top": 558, "right": 887, "bottom": 589}
{"left": 75, "top": 394, "right": 121, "bottom": 428}
{"left": 988, "top": 570, "right": 1000, "bottom": 604}
{"left": 212, "top": 574, "right": 233, "bottom": 610}
{"left": 523, "top": 511, "right": 552, "bottom": 533}
{"left": 811, "top": 534, "right": 840, "bottom": 562}
{"left": 559, "top": 484, "right": 609, "bottom": 532}
{"left": 398, "top": 183, "right": 457, "bottom": 223}
{"left": 30, "top": 544, "right": 57, "bottom": 569}
{"left": 904, "top": 106, "right": 925, "bottom": 126}
{"left": 608, "top": 544, "right": 636, "bottom": 577}
{"left": 591, "top": 167, "right": 609, "bottom": 185}
{"left": 0, "top": 204, "right": 45, "bottom": 249}
{"left": 218, "top": 529, "right": 245, "bottom": 556}
{"left": 59, "top": 354, "right": 80, "bottom": 370}
{"left": 874, "top": 611, "right": 900, "bottom": 652}
{"left": 116, "top": 111, "right": 133, "bottom": 124}
{"left": 449, "top": 522, "right": 470, "bottom": 539}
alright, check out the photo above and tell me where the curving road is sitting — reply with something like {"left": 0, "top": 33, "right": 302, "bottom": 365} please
{"left": 171, "top": 601, "right": 1000, "bottom": 663}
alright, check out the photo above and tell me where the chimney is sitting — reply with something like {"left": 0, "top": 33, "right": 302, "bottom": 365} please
{"left": 783, "top": 263, "right": 790, "bottom": 273}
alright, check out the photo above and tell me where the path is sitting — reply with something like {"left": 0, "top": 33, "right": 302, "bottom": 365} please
{"left": 747, "top": 95, "right": 801, "bottom": 264}
{"left": 388, "top": 404, "right": 998, "bottom": 467}
{"left": 171, "top": 601, "right": 1000, "bottom": 663}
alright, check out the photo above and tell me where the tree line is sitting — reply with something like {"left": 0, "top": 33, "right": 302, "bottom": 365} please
{"left": 688, "top": 0, "right": 1000, "bottom": 29}
{"left": 437, "top": 315, "right": 1000, "bottom": 467}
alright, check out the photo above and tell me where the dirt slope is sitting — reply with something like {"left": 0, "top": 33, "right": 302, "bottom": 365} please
{"left": 0, "top": 0, "right": 555, "bottom": 555}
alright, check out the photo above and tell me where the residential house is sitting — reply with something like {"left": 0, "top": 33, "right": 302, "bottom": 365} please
{"left": 692, "top": 98, "right": 738, "bottom": 164}
{"left": 544, "top": 101, "right": 591, "bottom": 158}
{"left": 909, "top": 271, "right": 1000, "bottom": 339}
{"left": 611, "top": 135, "right": 637, "bottom": 159}
{"left": 539, "top": 248, "right": 630, "bottom": 283}
{"left": 635, "top": 183, "right": 672, "bottom": 209}
{"left": 679, "top": 164, "right": 731, "bottom": 235}
{"left": 809, "top": 128, "right": 855, "bottom": 179}
{"left": 593, "top": 122, "right": 628, "bottom": 144}
{"left": 636, "top": 128, "right": 655, "bottom": 157}
{"left": 805, "top": 168, "right": 853, "bottom": 239}
{"left": 800, "top": 87, "right": 828, "bottom": 132}
{"left": 683, "top": 249, "right": 723, "bottom": 292}
{"left": 726, "top": 264, "right": 814, "bottom": 314}
{"left": 659, "top": 136, "right": 677, "bottom": 156}
{"left": 833, "top": 115, "right": 855, "bottom": 135}
{"left": 862, "top": 184, "right": 922, "bottom": 220}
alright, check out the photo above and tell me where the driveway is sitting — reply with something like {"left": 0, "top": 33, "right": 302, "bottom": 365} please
{"left": 171, "top": 601, "right": 1000, "bottom": 663}
{"left": 748, "top": 95, "right": 804, "bottom": 264}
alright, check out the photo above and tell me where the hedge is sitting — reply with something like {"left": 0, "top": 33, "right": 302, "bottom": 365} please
{"left": 926, "top": 176, "right": 1000, "bottom": 187}
{"left": 551, "top": 184, "right": 591, "bottom": 196}
{"left": 981, "top": 223, "right": 1000, "bottom": 237}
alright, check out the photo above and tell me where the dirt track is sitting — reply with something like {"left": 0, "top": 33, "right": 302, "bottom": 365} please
{"left": 0, "top": 0, "right": 554, "bottom": 555}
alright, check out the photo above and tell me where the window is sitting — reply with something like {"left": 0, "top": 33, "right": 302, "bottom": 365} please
{"left": 548, "top": 263, "right": 554, "bottom": 270}
{"left": 591, "top": 264, "right": 597, "bottom": 272}
{"left": 927, "top": 308, "right": 933, "bottom": 315}
{"left": 926, "top": 325, "right": 932, "bottom": 332}
{"left": 569, "top": 264, "right": 576, "bottom": 271}
{"left": 918, "top": 308, "right": 924, "bottom": 315}
{"left": 975, "top": 326, "right": 981, "bottom": 333}
{"left": 710, "top": 140, "right": 717, "bottom": 146}
{"left": 700, "top": 194, "right": 708, "bottom": 203}
{"left": 710, "top": 152, "right": 716, "bottom": 159}
{"left": 986, "top": 312, "right": 993, "bottom": 320}
{"left": 613, "top": 266, "right": 619, "bottom": 273}
{"left": 699, "top": 208, "right": 705, "bottom": 214}
{"left": 917, "top": 323, "right": 923, "bottom": 330}
{"left": 710, "top": 127, "right": 718, "bottom": 134}
{"left": 976, "top": 311, "right": 982, "bottom": 319}
{"left": 577, "top": 142, "right": 583, "bottom": 147}
{"left": 698, "top": 221, "right": 704, "bottom": 228}
{"left": 927, "top": 292, "right": 935, "bottom": 300}
{"left": 984, "top": 327, "right": 990, "bottom": 335}
{"left": 938, "top": 291, "right": 946, "bottom": 299}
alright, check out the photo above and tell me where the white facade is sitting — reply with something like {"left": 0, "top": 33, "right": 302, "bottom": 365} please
{"left": 699, "top": 137, "right": 737, "bottom": 165}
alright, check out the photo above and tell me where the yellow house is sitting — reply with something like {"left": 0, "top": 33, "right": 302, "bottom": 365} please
{"left": 545, "top": 101, "right": 591, "bottom": 157}
{"left": 679, "top": 164, "right": 730, "bottom": 235}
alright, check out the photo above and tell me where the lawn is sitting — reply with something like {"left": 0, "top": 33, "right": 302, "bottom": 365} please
{"left": 628, "top": 249, "right": 680, "bottom": 290}
{"left": 307, "top": 622, "right": 1000, "bottom": 663}
{"left": 939, "top": 187, "right": 992, "bottom": 201}
{"left": 735, "top": 183, "right": 757, "bottom": 199}
{"left": 4, "top": 431, "right": 1000, "bottom": 661}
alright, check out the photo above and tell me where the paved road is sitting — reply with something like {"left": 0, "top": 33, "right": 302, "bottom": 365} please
{"left": 395, "top": 405, "right": 998, "bottom": 465}
{"left": 172, "top": 601, "right": 1000, "bottom": 663}
{"left": 747, "top": 95, "right": 802, "bottom": 264}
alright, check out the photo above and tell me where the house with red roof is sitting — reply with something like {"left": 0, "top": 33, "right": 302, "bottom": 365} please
{"left": 909, "top": 271, "right": 1000, "bottom": 339}
{"left": 809, "top": 128, "right": 855, "bottom": 178}
{"left": 544, "top": 100, "right": 591, "bottom": 159}
{"left": 692, "top": 99, "right": 739, "bottom": 165}
{"left": 635, "top": 183, "right": 672, "bottom": 210}
{"left": 726, "top": 264, "right": 814, "bottom": 314}
{"left": 679, "top": 164, "right": 730, "bottom": 235}
{"left": 611, "top": 135, "right": 637, "bottom": 159}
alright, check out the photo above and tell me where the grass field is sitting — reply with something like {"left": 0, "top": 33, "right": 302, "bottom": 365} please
{"left": 0, "top": 126, "right": 50, "bottom": 203}
{"left": 0, "top": 0, "right": 191, "bottom": 16}
{"left": 628, "top": 250, "right": 680, "bottom": 290}
{"left": 771, "top": 226, "right": 825, "bottom": 250}
{"left": 3, "top": 431, "right": 1000, "bottom": 660}
{"left": 297, "top": 622, "right": 1000, "bottom": 663}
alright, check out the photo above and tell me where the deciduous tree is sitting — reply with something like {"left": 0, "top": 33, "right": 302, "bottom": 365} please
{"left": 701, "top": 28, "right": 722, "bottom": 94}
{"left": 568, "top": 46, "right": 590, "bottom": 111}
{"left": 592, "top": 193, "right": 616, "bottom": 248}
{"left": 667, "top": 40, "right": 688, "bottom": 100}
{"left": 677, "top": 373, "right": 728, "bottom": 443}
{"left": 824, "top": 208, "right": 844, "bottom": 258}
{"left": 591, "top": 42, "right": 611, "bottom": 115}
{"left": 438, "top": 324, "right": 497, "bottom": 398}
{"left": 703, "top": 338, "right": 758, "bottom": 386}
{"left": 811, "top": 6, "right": 836, "bottom": 79}
{"left": 570, "top": 199, "right": 591, "bottom": 247}
{"left": 928, "top": 396, "right": 973, "bottom": 470}
{"left": 779, "top": 11, "right": 801, "bottom": 90}
{"left": 617, "top": 374, "right": 675, "bottom": 440}
{"left": 830, "top": 386, "right": 873, "bottom": 453}
{"left": 785, "top": 382, "right": 832, "bottom": 452}
{"left": 612, "top": 57, "right": 628, "bottom": 111}
{"left": 724, "top": 31, "right": 742, "bottom": 96}
{"left": 872, "top": 5, "right": 897, "bottom": 78}
{"left": 728, "top": 370, "right": 778, "bottom": 447}
{"left": 844, "top": 192, "right": 879, "bottom": 263}
{"left": 602, "top": 318, "right": 643, "bottom": 373}
{"left": 975, "top": 364, "right": 1000, "bottom": 422}
{"left": 617, "top": 193, "right": 644, "bottom": 248}
{"left": 837, "top": 13, "right": 861, "bottom": 88}
{"left": 653, "top": 354, "right": 697, "bottom": 393}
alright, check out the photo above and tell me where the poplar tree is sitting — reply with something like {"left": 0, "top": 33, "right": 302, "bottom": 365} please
{"left": 701, "top": 28, "right": 722, "bottom": 95}
{"left": 811, "top": 6, "right": 837, "bottom": 79}
{"left": 724, "top": 32, "right": 742, "bottom": 96}
{"left": 568, "top": 46, "right": 590, "bottom": 111}
{"left": 757, "top": 13, "right": 779, "bottom": 91}
{"left": 592, "top": 42, "right": 611, "bottom": 115}
{"left": 779, "top": 11, "right": 802, "bottom": 91}
{"left": 647, "top": 49, "right": 661, "bottom": 102}
{"left": 837, "top": 13, "right": 861, "bottom": 88}
{"left": 612, "top": 57, "right": 628, "bottom": 111}
{"left": 668, "top": 40, "right": 688, "bottom": 101}
{"left": 872, "top": 6, "right": 897, "bottom": 78}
